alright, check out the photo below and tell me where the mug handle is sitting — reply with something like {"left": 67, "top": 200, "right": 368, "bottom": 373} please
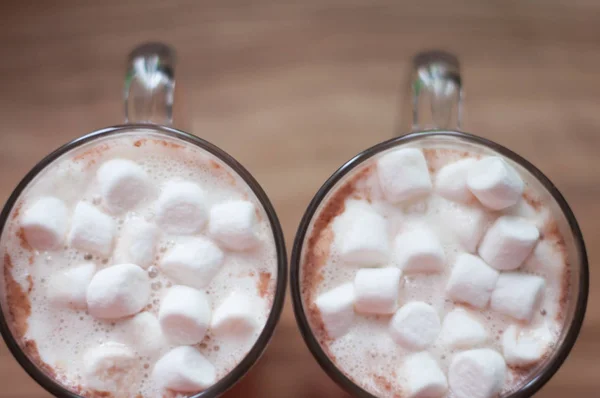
{"left": 124, "top": 42, "right": 176, "bottom": 125}
{"left": 405, "top": 50, "right": 463, "bottom": 132}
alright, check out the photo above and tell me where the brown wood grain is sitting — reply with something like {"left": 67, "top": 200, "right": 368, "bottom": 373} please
{"left": 0, "top": 0, "right": 599, "bottom": 397}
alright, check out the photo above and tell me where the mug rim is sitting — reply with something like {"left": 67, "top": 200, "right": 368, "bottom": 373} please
{"left": 290, "top": 129, "right": 589, "bottom": 398}
{"left": 0, "top": 123, "right": 288, "bottom": 398}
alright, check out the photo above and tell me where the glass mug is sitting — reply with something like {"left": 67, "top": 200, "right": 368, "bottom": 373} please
{"left": 290, "top": 51, "right": 589, "bottom": 398}
{"left": 0, "top": 43, "right": 287, "bottom": 398}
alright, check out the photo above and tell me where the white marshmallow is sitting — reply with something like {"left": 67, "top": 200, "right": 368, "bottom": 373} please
{"left": 211, "top": 291, "right": 261, "bottom": 338}
{"left": 47, "top": 262, "right": 96, "bottom": 309}
{"left": 448, "top": 349, "right": 506, "bottom": 398}
{"left": 155, "top": 180, "right": 208, "bottom": 234}
{"left": 153, "top": 346, "right": 216, "bottom": 392}
{"left": 446, "top": 253, "right": 499, "bottom": 309}
{"left": 118, "top": 312, "right": 166, "bottom": 355}
{"left": 377, "top": 148, "right": 432, "bottom": 203}
{"left": 490, "top": 273, "right": 545, "bottom": 322}
{"left": 400, "top": 352, "right": 448, "bottom": 398}
{"left": 335, "top": 201, "right": 390, "bottom": 266}
{"left": 209, "top": 200, "right": 259, "bottom": 251}
{"left": 160, "top": 237, "right": 224, "bottom": 289}
{"left": 83, "top": 342, "right": 136, "bottom": 393}
{"left": 503, "top": 198, "right": 537, "bottom": 220}
{"left": 158, "top": 285, "right": 212, "bottom": 345}
{"left": 389, "top": 302, "right": 440, "bottom": 350}
{"left": 97, "top": 159, "right": 152, "bottom": 214}
{"left": 467, "top": 156, "right": 524, "bottom": 210}
{"left": 435, "top": 158, "right": 477, "bottom": 203}
{"left": 525, "top": 239, "right": 564, "bottom": 274}
{"left": 438, "top": 308, "right": 488, "bottom": 349}
{"left": 86, "top": 263, "right": 150, "bottom": 319}
{"left": 502, "top": 324, "right": 553, "bottom": 367}
{"left": 393, "top": 227, "right": 445, "bottom": 273}
{"left": 441, "top": 204, "right": 488, "bottom": 253}
{"left": 20, "top": 196, "right": 69, "bottom": 251}
{"left": 314, "top": 283, "right": 355, "bottom": 339}
{"left": 114, "top": 218, "right": 160, "bottom": 268}
{"left": 354, "top": 267, "right": 402, "bottom": 315}
{"left": 68, "top": 201, "right": 116, "bottom": 257}
{"left": 478, "top": 216, "right": 539, "bottom": 271}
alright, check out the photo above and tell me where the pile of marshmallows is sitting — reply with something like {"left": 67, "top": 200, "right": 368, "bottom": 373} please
{"left": 19, "top": 159, "right": 264, "bottom": 394}
{"left": 316, "top": 149, "right": 552, "bottom": 398}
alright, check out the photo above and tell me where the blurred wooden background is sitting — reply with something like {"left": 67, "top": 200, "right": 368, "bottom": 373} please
{"left": 0, "top": 0, "right": 599, "bottom": 397}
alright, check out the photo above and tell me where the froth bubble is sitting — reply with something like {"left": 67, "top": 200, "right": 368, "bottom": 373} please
{"left": 147, "top": 266, "right": 159, "bottom": 278}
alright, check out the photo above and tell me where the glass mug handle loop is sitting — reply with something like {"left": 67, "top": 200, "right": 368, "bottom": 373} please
{"left": 406, "top": 50, "right": 463, "bottom": 132}
{"left": 124, "top": 42, "right": 176, "bottom": 125}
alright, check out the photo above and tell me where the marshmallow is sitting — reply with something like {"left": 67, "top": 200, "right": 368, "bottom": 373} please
{"left": 314, "top": 283, "right": 355, "bottom": 339}
{"left": 211, "top": 291, "right": 261, "bottom": 338}
{"left": 502, "top": 324, "right": 553, "bottom": 367}
{"left": 393, "top": 227, "right": 445, "bottom": 273}
{"left": 377, "top": 148, "right": 432, "bottom": 203}
{"left": 478, "top": 216, "right": 539, "bottom": 271}
{"left": 389, "top": 302, "right": 440, "bottom": 350}
{"left": 467, "top": 156, "right": 524, "bottom": 210}
{"left": 86, "top": 263, "right": 150, "bottom": 319}
{"left": 153, "top": 346, "right": 216, "bottom": 392}
{"left": 155, "top": 181, "right": 208, "bottom": 234}
{"left": 490, "top": 273, "right": 545, "bottom": 322}
{"left": 335, "top": 201, "right": 390, "bottom": 266}
{"left": 438, "top": 308, "right": 488, "bottom": 349}
{"left": 400, "top": 352, "right": 448, "bottom": 398}
{"left": 158, "top": 285, "right": 211, "bottom": 345}
{"left": 119, "top": 312, "right": 166, "bottom": 355}
{"left": 47, "top": 262, "right": 96, "bottom": 309}
{"left": 20, "top": 196, "right": 69, "bottom": 251}
{"left": 503, "top": 198, "right": 537, "bottom": 220}
{"left": 114, "top": 218, "right": 159, "bottom": 268}
{"left": 435, "top": 158, "right": 477, "bottom": 203}
{"left": 83, "top": 342, "right": 135, "bottom": 393}
{"left": 68, "top": 201, "right": 116, "bottom": 257}
{"left": 441, "top": 204, "right": 487, "bottom": 253}
{"left": 97, "top": 159, "right": 152, "bottom": 214}
{"left": 209, "top": 200, "right": 259, "bottom": 251}
{"left": 525, "top": 239, "right": 564, "bottom": 274}
{"left": 354, "top": 267, "right": 402, "bottom": 315}
{"left": 448, "top": 349, "right": 506, "bottom": 398}
{"left": 446, "top": 253, "right": 499, "bottom": 309}
{"left": 160, "top": 237, "right": 224, "bottom": 289}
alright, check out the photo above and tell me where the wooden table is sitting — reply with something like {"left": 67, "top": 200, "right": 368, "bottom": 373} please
{"left": 0, "top": 1, "right": 598, "bottom": 396}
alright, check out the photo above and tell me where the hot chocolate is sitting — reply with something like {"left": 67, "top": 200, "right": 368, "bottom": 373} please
{"left": 1, "top": 131, "right": 278, "bottom": 397}
{"left": 300, "top": 143, "right": 571, "bottom": 398}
